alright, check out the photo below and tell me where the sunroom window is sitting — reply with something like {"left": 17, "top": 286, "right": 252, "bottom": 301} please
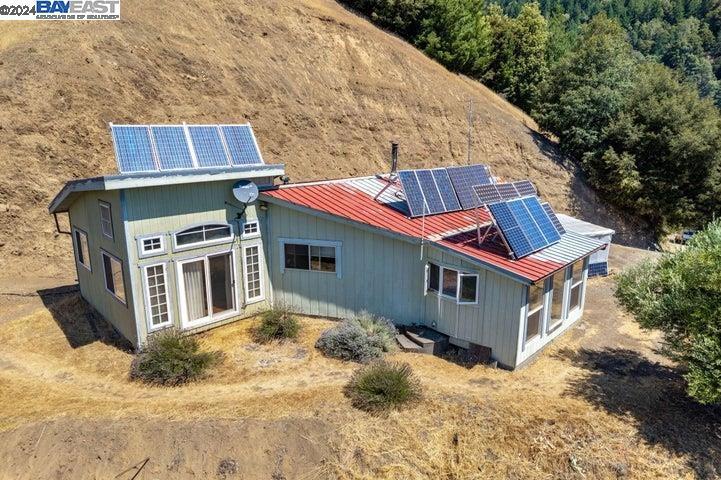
{"left": 569, "top": 259, "right": 585, "bottom": 311}
{"left": 526, "top": 282, "right": 544, "bottom": 343}
{"left": 175, "top": 223, "right": 232, "bottom": 248}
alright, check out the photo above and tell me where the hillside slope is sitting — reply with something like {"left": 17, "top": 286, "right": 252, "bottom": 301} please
{"left": 0, "top": 0, "right": 646, "bottom": 278}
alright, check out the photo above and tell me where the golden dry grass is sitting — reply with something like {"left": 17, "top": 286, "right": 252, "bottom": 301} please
{"left": 1, "top": 281, "right": 718, "bottom": 479}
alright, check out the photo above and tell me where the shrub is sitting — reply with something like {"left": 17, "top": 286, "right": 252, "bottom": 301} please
{"left": 253, "top": 305, "right": 300, "bottom": 343}
{"left": 130, "top": 328, "right": 223, "bottom": 386}
{"left": 344, "top": 361, "right": 422, "bottom": 413}
{"left": 315, "top": 312, "right": 397, "bottom": 363}
{"left": 615, "top": 220, "right": 721, "bottom": 404}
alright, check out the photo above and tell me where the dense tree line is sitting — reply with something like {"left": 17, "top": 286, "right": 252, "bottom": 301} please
{"left": 344, "top": 0, "right": 721, "bottom": 233}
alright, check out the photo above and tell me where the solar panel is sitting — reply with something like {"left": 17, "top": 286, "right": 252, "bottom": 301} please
{"left": 111, "top": 126, "right": 157, "bottom": 173}
{"left": 446, "top": 164, "right": 493, "bottom": 209}
{"left": 488, "top": 202, "right": 534, "bottom": 258}
{"left": 473, "top": 184, "right": 502, "bottom": 205}
{"left": 513, "top": 180, "right": 536, "bottom": 197}
{"left": 496, "top": 183, "right": 519, "bottom": 201}
{"left": 415, "top": 169, "right": 446, "bottom": 214}
{"left": 150, "top": 126, "right": 195, "bottom": 170}
{"left": 398, "top": 170, "right": 429, "bottom": 217}
{"left": 524, "top": 197, "right": 561, "bottom": 243}
{"left": 221, "top": 125, "right": 264, "bottom": 165}
{"left": 188, "top": 126, "right": 230, "bottom": 167}
{"left": 431, "top": 169, "right": 461, "bottom": 211}
{"left": 541, "top": 202, "right": 566, "bottom": 234}
{"left": 508, "top": 198, "right": 547, "bottom": 251}
{"left": 488, "top": 196, "right": 563, "bottom": 258}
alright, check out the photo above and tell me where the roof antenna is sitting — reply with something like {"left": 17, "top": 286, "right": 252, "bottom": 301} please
{"left": 467, "top": 98, "right": 474, "bottom": 165}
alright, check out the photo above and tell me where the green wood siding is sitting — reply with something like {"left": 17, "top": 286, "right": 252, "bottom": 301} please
{"left": 68, "top": 190, "right": 137, "bottom": 345}
{"left": 423, "top": 246, "right": 524, "bottom": 368}
{"left": 268, "top": 204, "right": 425, "bottom": 324}
{"left": 123, "top": 179, "right": 273, "bottom": 345}
{"left": 267, "top": 205, "right": 526, "bottom": 367}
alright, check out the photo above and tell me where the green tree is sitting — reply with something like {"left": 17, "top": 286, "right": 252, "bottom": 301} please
{"left": 535, "top": 15, "right": 636, "bottom": 160}
{"left": 417, "top": 0, "right": 492, "bottom": 76}
{"left": 601, "top": 62, "right": 721, "bottom": 228}
{"left": 485, "top": 2, "right": 549, "bottom": 110}
{"left": 615, "top": 221, "right": 721, "bottom": 405}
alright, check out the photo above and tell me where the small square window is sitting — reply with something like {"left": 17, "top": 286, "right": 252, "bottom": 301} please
{"left": 138, "top": 235, "right": 166, "bottom": 257}
{"left": 242, "top": 220, "right": 260, "bottom": 238}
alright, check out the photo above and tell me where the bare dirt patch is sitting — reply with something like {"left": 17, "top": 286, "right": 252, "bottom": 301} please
{"left": 1, "top": 245, "right": 719, "bottom": 479}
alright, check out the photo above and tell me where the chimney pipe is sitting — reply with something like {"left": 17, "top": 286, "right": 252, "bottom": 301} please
{"left": 390, "top": 141, "right": 399, "bottom": 174}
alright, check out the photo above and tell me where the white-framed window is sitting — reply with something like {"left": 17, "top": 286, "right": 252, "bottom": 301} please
{"left": 548, "top": 269, "right": 567, "bottom": 331}
{"left": 242, "top": 220, "right": 260, "bottom": 239}
{"left": 73, "top": 227, "right": 91, "bottom": 271}
{"left": 143, "top": 263, "right": 172, "bottom": 330}
{"left": 243, "top": 244, "right": 264, "bottom": 302}
{"left": 569, "top": 259, "right": 585, "bottom": 312}
{"left": 426, "top": 262, "right": 479, "bottom": 304}
{"left": 99, "top": 201, "right": 113, "bottom": 239}
{"left": 137, "top": 235, "right": 166, "bottom": 257}
{"left": 101, "top": 250, "right": 126, "bottom": 304}
{"left": 279, "top": 238, "right": 341, "bottom": 278}
{"left": 525, "top": 282, "right": 544, "bottom": 343}
{"left": 174, "top": 223, "right": 233, "bottom": 250}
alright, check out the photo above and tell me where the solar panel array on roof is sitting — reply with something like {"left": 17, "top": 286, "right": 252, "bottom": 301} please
{"left": 398, "top": 169, "right": 463, "bottom": 217}
{"left": 487, "top": 196, "right": 562, "bottom": 258}
{"left": 472, "top": 180, "right": 538, "bottom": 206}
{"left": 110, "top": 124, "right": 264, "bottom": 174}
{"left": 446, "top": 165, "right": 493, "bottom": 209}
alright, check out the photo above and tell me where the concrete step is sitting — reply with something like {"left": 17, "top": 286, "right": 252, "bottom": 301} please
{"left": 396, "top": 334, "right": 423, "bottom": 352}
{"left": 404, "top": 327, "right": 449, "bottom": 355}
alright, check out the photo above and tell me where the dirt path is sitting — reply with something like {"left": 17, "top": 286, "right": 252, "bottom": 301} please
{"left": 1, "top": 245, "right": 719, "bottom": 479}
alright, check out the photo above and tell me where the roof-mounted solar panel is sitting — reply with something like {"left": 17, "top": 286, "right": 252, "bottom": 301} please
{"left": 221, "top": 125, "right": 264, "bottom": 166}
{"left": 415, "top": 169, "right": 446, "bottom": 213}
{"left": 111, "top": 126, "right": 157, "bottom": 173}
{"left": 110, "top": 123, "right": 264, "bottom": 174}
{"left": 487, "top": 196, "right": 563, "bottom": 259}
{"left": 431, "top": 168, "right": 462, "bottom": 211}
{"left": 473, "top": 184, "right": 502, "bottom": 205}
{"left": 188, "top": 126, "right": 231, "bottom": 167}
{"left": 398, "top": 168, "right": 462, "bottom": 217}
{"left": 150, "top": 126, "right": 195, "bottom": 170}
{"left": 541, "top": 202, "right": 565, "bottom": 234}
{"left": 496, "top": 183, "right": 518, "bottom": 201}
{"left": 513, "top": 180, "right": 536, "bottom": 197}
{"left": 446, "top": 164, "right": 493, "bottom": 209}
{"left": 398, "top": 170, "right": 431, "bottom": 217}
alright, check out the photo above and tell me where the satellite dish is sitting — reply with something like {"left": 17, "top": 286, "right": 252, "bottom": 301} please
{"left": 232, "top": 180, "right": 259, "bottom": 204}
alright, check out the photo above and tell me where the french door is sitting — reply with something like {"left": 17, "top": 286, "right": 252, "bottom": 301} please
{"left": 178, "top": 251, "right": 237, "bottom": 328}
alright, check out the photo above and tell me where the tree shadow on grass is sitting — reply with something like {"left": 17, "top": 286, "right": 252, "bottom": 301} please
{"left": 558, "top": 347, "right": 721, "bottom": 478}
{"left": 37, "top": 285, "right": 133, "bottom": 352}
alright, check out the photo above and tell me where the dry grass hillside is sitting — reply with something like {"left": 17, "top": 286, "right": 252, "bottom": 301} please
{"left": 0, "top": 0, "right": 647, "bottom": 279}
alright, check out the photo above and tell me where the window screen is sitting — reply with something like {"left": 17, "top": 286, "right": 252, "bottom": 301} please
{"left": 442, "top": 268, "right": 458, "bottom": 297}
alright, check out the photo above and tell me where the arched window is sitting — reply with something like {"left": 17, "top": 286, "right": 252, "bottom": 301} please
{"left": 174, "top": 223, "right": 233, "bottom": 249}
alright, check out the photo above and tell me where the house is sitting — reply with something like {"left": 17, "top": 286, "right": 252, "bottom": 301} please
{"left": 49, "top": 124, "right": 606, "bottom": 369}
{"left": 557, "top": 213, "right": 615, "bottom": 277}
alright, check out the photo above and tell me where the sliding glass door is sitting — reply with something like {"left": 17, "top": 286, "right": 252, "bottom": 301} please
{"left": 178, "top": 252, "right": 236, "bottom": 327}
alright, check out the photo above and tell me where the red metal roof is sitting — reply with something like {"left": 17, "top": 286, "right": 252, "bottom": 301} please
{"left": 261, "top": 179, "right": 602, "bottom": 283}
